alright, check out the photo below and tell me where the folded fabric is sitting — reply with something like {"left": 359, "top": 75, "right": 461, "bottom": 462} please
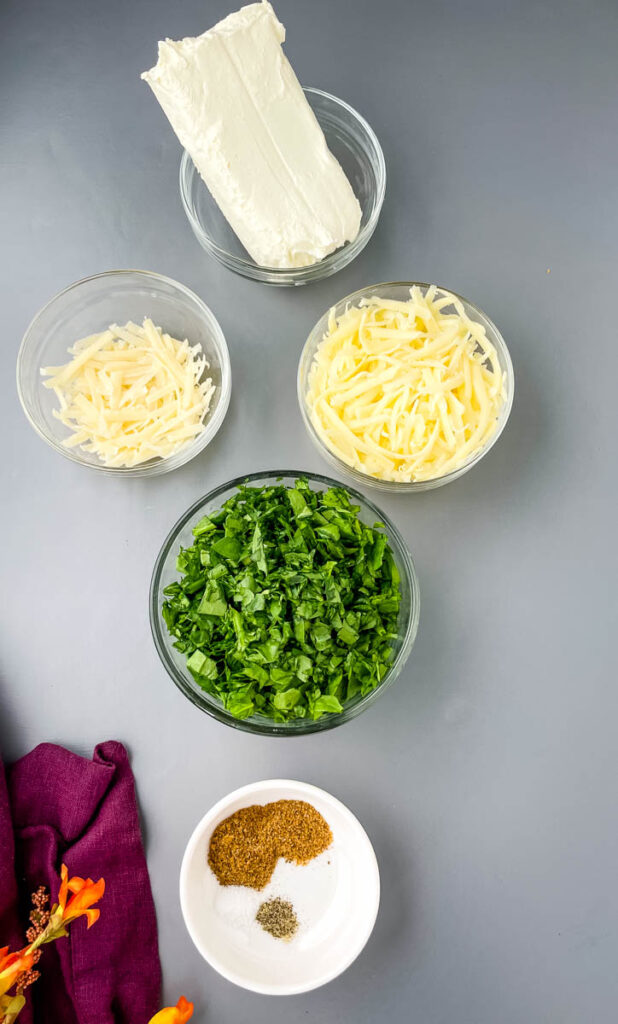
{"left": 0, "top": 741, "right": 161, "bottom": 1024}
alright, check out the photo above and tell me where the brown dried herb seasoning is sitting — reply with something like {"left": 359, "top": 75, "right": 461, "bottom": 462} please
{"left": 208, "top": 799, "right": 332, "bottom": 889}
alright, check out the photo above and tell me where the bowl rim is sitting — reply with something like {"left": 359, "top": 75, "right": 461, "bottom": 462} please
{"left": 16, "top": 268, "right": 232, "bottom": 477}
{"left": 149, "top": 469, "right": 420, "bottom": 735}
{"left": 179, "top": 87, "right": 387, "bottom": 285}
{"left": 179, "top": 778, "right": 381, "bottom": 995}
{"left": 297, "top": 280, "right": 515, "bottom": 491}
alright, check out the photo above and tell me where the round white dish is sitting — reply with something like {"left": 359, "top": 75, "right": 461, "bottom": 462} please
{"left": 179, "top": 779, "right": 380, "bottom": 995}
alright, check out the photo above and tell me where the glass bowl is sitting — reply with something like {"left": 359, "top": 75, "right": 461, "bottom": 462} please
{"left": 298, "top": 282, "right": 515, "bottom": 492}
{"left": 150, "top": 471, "right": 419, "bottom": 735}
{"left": 16, "top": 269, "right": 231, "bottom": 477}
{"left": 179, "top": 88, "right": 386, "bottom": 286}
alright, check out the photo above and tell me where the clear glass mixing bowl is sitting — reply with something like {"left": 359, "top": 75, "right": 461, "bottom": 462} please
{"left": 179, "top": 89, "right": 386, "bottom": 286}
{"left": 298, "top": 282, "right": 514, "bottom": 491}
{"left": 150, "top": 471, "right": 419, "bottom": 735}
{"left": 17, "top": 270, "right": 231, "bottom": 477}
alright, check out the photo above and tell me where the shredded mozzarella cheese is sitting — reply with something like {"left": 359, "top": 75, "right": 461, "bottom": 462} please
{"left": 41, "top": 319, "right": 215, "bottom": 467}
{"left": 306, "top": 286, "right": 506, "bottom": 482}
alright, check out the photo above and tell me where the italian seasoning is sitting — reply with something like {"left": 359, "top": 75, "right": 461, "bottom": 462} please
{"left": 256, "top": 897, "right": 298, "bottom": 940}
{"left": 208, "top": 799, "right": 332, "bottom": 889}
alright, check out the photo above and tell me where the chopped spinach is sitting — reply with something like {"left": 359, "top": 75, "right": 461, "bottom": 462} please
{"left": 162, "top": 478, "right": 401, "bottom": 722}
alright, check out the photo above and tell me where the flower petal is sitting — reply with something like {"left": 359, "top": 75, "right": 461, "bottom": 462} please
{"left": 176, "top": 997, "right": 194, "bottom": 1023}
{"left": 62, "top": 876, "right": 105, "bottom": 926}
{"left": 85, "top": 909, "right": 100, "bottom": 929}
{"left": 58, "top": 864, "right": 69, "bottom": 912}
{"left": 0, "top": 947, "right": 36, "bottom": 997}
{"left": 148, "top": 996, "right": 194, "bottom": 1024}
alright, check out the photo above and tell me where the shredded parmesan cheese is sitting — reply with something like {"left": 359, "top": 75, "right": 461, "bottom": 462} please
{"left": 41, "top": 319, "right": 215, "bottom": 467}
{"left": 306, "top": 286, "right": 506, "bottom": 482}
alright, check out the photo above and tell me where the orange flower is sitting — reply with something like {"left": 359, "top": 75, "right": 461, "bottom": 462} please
{"left": 0, "top": 946, "right": 36, "bottom": 997}
{"left": 56, "top": 864, "right": 105, "bottom": 930}
{"left": 148, "top": 996, "right": 194, "bottom": 1024}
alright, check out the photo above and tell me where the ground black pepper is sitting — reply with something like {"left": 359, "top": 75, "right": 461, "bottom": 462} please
{"left": 256, "top": 897, "right": 298, "bottom": 940}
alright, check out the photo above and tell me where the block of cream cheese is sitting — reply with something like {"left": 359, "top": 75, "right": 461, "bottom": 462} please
{"left": 142, "top": 1, "right": 362, "bottom": 269}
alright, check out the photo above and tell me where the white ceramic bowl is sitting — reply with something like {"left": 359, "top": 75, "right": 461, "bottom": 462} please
{"left": 180, "top": 780, "right": 380, "bottom": 995}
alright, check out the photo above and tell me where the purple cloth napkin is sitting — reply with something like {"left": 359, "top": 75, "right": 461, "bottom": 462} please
{"left": 0, "top": 741, "right": 161, "bottom": 1024}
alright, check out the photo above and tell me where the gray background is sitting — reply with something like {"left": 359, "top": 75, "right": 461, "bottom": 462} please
{"left": 1, "top": 0, "right": 617, "bottom": 1021}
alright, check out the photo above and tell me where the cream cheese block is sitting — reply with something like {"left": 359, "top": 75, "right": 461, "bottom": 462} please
{"left": 142, "top": 1, "right": 362, "bottom": 269}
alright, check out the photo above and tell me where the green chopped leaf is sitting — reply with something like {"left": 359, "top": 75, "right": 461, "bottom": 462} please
{"left": 193, "top": 515, "right": 216, "bottom": 537}
{"left": 311, "top": 694, "right": 344, "bottom": 718}
{"left": 186, "top": 650, "right": 218, "bottom": 681}
{"left": 197, "top": 583, "right": 227, "bottom": 617}
{"left": 295, "top": 654, "right": 313, "bottom": 682}
{"left": 251, "top": 523, "right": 267, "bottom": 574}
{"left": 311, "top": 621, "right": 331, "bottom": 651}
{"left": 369, "top": 533, "right": 387, "bottom": 572}
{"left": 212, "top": 536, "right": 243, "bottom": 562}
{"left": 242, "top": 663, "right": 269, "bottom": 686}
{"left": 273, "top": 688, "right": 302, "bottom": 711}
{"left": 226, "top": 693, "right": 255, "bottom": 719}
{"left": 338, "top": 622, "right": 359, "bottom": 645}
{"left": 288, "top": 488, "right": 309, "bottom": 518}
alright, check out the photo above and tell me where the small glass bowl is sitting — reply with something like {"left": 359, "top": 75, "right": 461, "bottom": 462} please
{"left": 150, "top": 471, "right": 419, "bottom": 736}
{"left": 16, "top": 269, "right": 231, "bottom": 477}
{"left": 298, "top": 282, "right": 515, "bottom": 492}
{"left": 179, "top": 88, "right": 386, "bottom": 286}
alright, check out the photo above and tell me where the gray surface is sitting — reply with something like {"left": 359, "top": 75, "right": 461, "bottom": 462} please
{"left": 1, "top": 0, "right": 617, "bottom": 1020}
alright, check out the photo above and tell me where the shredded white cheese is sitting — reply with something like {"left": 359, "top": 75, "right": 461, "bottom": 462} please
{"left": 41, "top": 319, "right": 215, "bottom": 467}
{"left": 306, "top": 286, "right": 506, "bottom": 482}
